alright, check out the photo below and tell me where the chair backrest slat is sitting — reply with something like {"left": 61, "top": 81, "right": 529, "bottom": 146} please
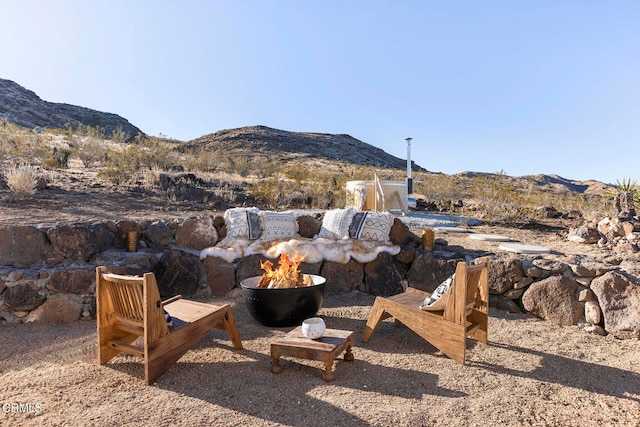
{"left": 103, "top": 274, "right": 145, "bottom": 322}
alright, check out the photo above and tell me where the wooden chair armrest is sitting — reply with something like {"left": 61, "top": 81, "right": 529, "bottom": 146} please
{"left": 161, "top": 295, "right": 183, "bottom": 306}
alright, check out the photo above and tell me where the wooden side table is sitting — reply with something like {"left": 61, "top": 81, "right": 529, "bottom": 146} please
{"left": 270, "top": 327, "right": 355, "bottom": 382}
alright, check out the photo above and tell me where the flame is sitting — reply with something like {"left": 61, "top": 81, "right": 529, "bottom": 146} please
{"left": 258, "top": 253, "right": 311, "bottom": 288}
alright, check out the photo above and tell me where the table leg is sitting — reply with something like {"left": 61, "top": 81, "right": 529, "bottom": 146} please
{"left": 271, "top": 355, "right": 282, "bottom": 374}
{"left": 344, "top": 345, "right": 354, "bottom": 362}
{"left": 322, "top": 355, "right": 334, "bottom": 382}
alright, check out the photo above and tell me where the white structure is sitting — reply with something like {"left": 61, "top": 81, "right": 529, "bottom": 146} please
{"left": 345, "top": 173, "right": 408, "bottom": 214}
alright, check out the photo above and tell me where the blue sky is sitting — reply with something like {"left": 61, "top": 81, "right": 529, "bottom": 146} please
{"left": 1, "top": 1, "right": 638, "bottom": 184}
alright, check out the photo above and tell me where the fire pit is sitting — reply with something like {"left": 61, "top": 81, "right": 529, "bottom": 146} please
{"left": 240, "top": 253, "right": 326, "bottom": 327}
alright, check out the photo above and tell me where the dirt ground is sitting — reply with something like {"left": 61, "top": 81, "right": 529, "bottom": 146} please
{"left": 1, "top": 172, "right": 639, "bottom": 426}
{"left": 1, "top": 291, "right": 639, "bottom": 427}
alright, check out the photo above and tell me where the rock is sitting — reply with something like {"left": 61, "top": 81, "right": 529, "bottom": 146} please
{"left": 47, "top": 223, "right": 96, "bottom": 261}
{"left": 489, "top": 295, "right": 522, "bottom": 313}
{"left": 299, "top": 262, "right": 322, "bottom": 276}
{"left": 570, "top": 261, "right": 618, "bottom": 277}
{"left": 584, "top": 301, "right": 602, "bottom": 325}
{"left": 47, "top": 269, "right": 94, "bottom": 294}
{"left": 504, "top": 288, "right": 525, "bottom": 300}
{"left": 597, "top": 217, "right": 625, "bottom": 239}
{"left": 4, "top": 282, "right": 46, "bottom": 311}
{"left": 297, "top": 215, "right": 322, "bottom": 238}
{"left": 521, "top": 275, "right": 583, "bottom": 326}
{"left": 393, "top": 244, "right": 416, "bottom": 265}
{"left": 521, "top": 259, "right": 547, "bottom": 279}
{"left": 578, "top": 288, "right": 595, "bottom": 302}
{"left": 590, "top": 271, "right": 640, "bottom": 339}
{"left": 363, "top": 252, "right": 404, "bottom": 296}
{"left": 91, "top": 223, "right": 117, "bottom": 252}
{"left": 320, "top": 260, "right": 364, "bottom": 294}
{"left": 236, "top": 254, "right": 274, "bottom": 286}
{"left": 155, "top": 250, "right": 204, "bottom": 297}
{"left": 389, "top": 218, "right": 418, "bottom": 246}
{"left": 583, "top": 324, "right": 606, "bottom": 336}
{"left": 0, "top": 225, "right": 51, "bottom": 266}
{"left": 490, "top": 257, "right": 524, "bottom": 294}
{"left": 25, "top": 294, "right": 82, "bottom": 322}
{"left": 513, "top": 277, "right": 534, "bottom": 290}
{"left": 622, "top": 222, "right": 635, "bottom": 239}
{"left": 567, "top": 225, "right": 600, "bottom": 244}
{"left": 144, "top": 221, "right": 174, "bottom": 246}
{"left": 174, "top": 216, "right": 219, "bottom": 250}
{"left": 619, "top": 260, "right": 640, "bottom": 276}
{"left": 203, "top": 257, "right": 236, "bottom": 296}
{"left": 406, "top": 253, "right": 461, "bottom": 292}
{"left": 532, "top": 259, "right": 567, "bottom": 274}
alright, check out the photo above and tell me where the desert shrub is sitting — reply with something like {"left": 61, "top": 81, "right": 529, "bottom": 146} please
{"left": 4, "top": 163, "right": 39, "bottom": 198}
{"left": 468, "top": 175, "right": 531, "bottom": 224}
{"left": 110, "top": 126, "right": 130, "bottom": 144}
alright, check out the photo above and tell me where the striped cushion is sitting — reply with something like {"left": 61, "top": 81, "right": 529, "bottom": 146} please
{"left": 349, "top": 211, "right": 393, "bottom": 242}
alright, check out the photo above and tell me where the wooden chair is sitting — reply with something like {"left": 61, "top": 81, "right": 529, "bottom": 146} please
{"left": 96, "top": 266, "right": 243, "bottom": 384}
{"left": 361, "top": 257, "right": 489, "bottom": 364}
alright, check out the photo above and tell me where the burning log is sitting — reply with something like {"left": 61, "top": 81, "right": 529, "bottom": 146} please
{"left": 258, "top": 253, "right": 313, "bottom": 288}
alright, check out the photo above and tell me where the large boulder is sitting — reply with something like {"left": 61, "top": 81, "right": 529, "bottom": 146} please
{"left": 590, "top": 271, "right": 640, "bottom": 339}
{"left": 3, "top": 282, "right": 46, "bottom": 311}
{"left": 47, "top": 269, "right": 95, "bottom": 294}
{"left": 521, "top": 275, "right": 583, "bottom": 326}
{"left": 490, "top": 257, "right": 524, "bottom": 294}
{"left": 0, "top": 226, "right": 51, "bottom": 266}
{"left": 175, "top": 216, "right": 219, "bottom": 250}
{"left": 406, "top": 253, "right": 461, "bottom": 292}
{"left": 144, "top": 221, "right": 175, "bottom": 246}
{"left": 47, "top": 224, "right": 96, "bottom": 261}
{"left": 24, "top": 294, "right": 82, "bottom": 322}
{"left": 363, "top": 252, "right": 404, "bottom": 296}
{"left": 155, "top": 250, "right": 204, "bottom": 297}
{"left": 320, "top": 260, "right": 364, "bottom": 294}
{"left": 203, "top": 256, "right": 236, "bottom": 296}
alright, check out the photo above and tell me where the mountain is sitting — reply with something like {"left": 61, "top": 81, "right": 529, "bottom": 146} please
{"left": 187, "top": 125, "right": 425, "bottom": 171}
{"left": 0, "top": 78, "right": 143, "bottom": 139}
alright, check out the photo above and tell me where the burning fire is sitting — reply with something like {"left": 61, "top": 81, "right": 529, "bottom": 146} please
{"left": 258, "top": 253, "right": 313, "bottom": 288}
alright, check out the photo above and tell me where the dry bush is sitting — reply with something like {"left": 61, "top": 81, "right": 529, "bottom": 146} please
{"left": 4, "top": 163, "right": 39, "bottom": 198}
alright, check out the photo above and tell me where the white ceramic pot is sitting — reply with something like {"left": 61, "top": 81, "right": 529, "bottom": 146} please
{"left": 301, "top": 317, "right": 326, "bottom": 339}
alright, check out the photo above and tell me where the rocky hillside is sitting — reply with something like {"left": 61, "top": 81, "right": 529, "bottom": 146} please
{"left": 187, "top": 125, "right": 425, "bottom": 171}
{"left": 0, "top": 78, "right": 143, "bottom": 138}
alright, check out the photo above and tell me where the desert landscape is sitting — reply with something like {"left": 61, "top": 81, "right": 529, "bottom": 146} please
{"left": 1, "top": 171, "right": 640, "bottom": 426}
{"left": 2, "top": 78, "right": 640, "bottom": 426}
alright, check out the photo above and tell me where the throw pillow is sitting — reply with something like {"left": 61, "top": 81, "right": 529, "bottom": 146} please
{"left": 259, "top": 210, "right": 298, "bottom": 241}
{"left": 419, "top": 274, "right": 455, "bottom": 311}
{"left": 317, "top": 208, "right": 356, "bottom": 239}
{"left": 224, "top": 207, "right": 261, "bottom": 239}
{"left": 349, "top": 211, "right": 393, "bottom": 242}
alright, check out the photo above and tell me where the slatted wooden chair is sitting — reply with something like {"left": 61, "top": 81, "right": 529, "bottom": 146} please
{"left": 361, "top": 257, "right": 489, "bottom": 364}
{"left": 96, "top": 266, "right": 243, "bottom": 384}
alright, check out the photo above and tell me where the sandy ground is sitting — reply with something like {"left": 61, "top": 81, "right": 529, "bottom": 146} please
{"left": 1, "top": 290, "right": 639, "bottom": 427}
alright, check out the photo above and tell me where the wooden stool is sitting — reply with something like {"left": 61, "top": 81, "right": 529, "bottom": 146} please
{"left": 270, "top": 327, "right": 354, "bottom": 382}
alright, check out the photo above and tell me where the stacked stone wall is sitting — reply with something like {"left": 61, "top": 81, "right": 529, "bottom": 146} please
{"left": 1, "top": 216, "right": 638, "bottom": 339}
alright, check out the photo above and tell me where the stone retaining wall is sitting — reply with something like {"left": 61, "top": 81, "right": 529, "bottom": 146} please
{"left": 1, "top": 216, "right": 639, "bottom": 339}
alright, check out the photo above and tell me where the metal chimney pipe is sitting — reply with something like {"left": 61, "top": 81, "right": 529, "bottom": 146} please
{"left": 405, "top": 137, "right": 413, "bottom": 194}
